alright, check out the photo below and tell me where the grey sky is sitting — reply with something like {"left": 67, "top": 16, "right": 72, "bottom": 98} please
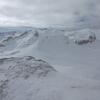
{"left": 0, "top": 0, "right": 100, "bottom": 27}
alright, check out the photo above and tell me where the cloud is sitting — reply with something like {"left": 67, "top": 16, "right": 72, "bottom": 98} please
{"left": 0, "top": 0, "right": 100, "bottom": 27}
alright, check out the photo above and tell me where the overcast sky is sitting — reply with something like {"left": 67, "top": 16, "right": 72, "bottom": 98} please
{"left": 0, "top": 0, "right": 100, "bottom": 27}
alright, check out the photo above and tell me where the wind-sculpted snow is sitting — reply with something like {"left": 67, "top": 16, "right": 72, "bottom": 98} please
{"left": 0, "top": 56, "right": 100, "bottom": 100}
{"left": 16, "top": 31, "right": 39, "bottom": 48}
{"left": 0, "top": 29, "right": 39, "bottom": 54}
{"left": 0, "top": 28, "right": 97, "bottom": 51}
{"left": 0, "top": 56, "right": 56, "bottom": 79}
{"left": 0, "top": 27, "right": 100, "bottom": 100}
{"left": 0, "top": 56, "right": 56, "bottom": 100}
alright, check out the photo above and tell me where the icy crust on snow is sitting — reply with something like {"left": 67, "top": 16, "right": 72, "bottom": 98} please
{"left": 0, "top": 56, "right": 56, "bottom": 79}
{"left": 0, "top": 57, "right": 100, "bottom": 100}
{"left": 0, "top": 56, "right": 56, "bottom": 100}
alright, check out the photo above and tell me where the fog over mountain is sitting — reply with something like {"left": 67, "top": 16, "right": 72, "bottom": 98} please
{"left": 0, "top": 0, "right": 100, "bottom": 27}
{"left": 0, "top": 1, "right": 100, "bottom": 100}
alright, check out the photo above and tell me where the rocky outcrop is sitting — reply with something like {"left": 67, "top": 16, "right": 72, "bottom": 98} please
{"left": 75, "top": 33, "right": 96, "bottom": 45}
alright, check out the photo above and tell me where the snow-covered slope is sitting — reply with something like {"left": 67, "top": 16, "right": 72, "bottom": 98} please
{"left": 0, "top": 56, "right": 100, "bottom": 100}
{"left": 0, "top": 27, "right": 100, "bottom": 100}
{"left": 0, "top": 27, "right": 100, "bottom": 75}
{"left": 0, "top": 29, "right": 39, "bottom": 54}
{"left": 0, "top": 56, "right": 57, "bottom": 100}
